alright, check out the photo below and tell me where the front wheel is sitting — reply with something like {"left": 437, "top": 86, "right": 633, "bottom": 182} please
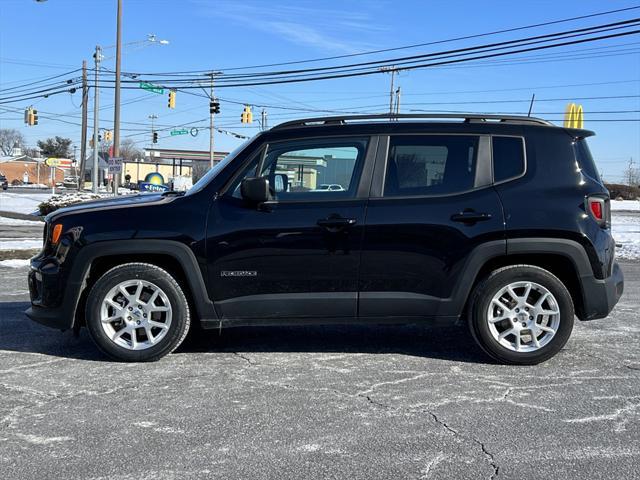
{"left": 85, "top": 263, "right": 191, "bottom": 362}
{"left": 468, "top": 265, "right": 574, "bottom": 365}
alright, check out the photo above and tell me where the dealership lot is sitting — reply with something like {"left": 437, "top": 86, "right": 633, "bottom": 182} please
{"left": 0, "top": 261, "right": 638, "bottom": 479}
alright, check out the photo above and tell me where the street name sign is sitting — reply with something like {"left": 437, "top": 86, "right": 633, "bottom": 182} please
{"left": 170, "top": 129, "right": 189, "bottom": 136}
{"left": 139, "top": 82, "right": 164, "bottom": 94}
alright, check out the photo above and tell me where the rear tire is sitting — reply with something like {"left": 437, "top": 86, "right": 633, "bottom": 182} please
{"left": 85, "top": 263, "right": 190, "bottom": 362}
{"left": 468, "top": 265, "right": 574, "bottom": 365}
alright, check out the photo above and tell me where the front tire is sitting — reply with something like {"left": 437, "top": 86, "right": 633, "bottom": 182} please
{"left": 468, "top": 265, "right": 574, "bottom": 365}
{"left": 85, "top": 263, "right": 190, "bottom": 362}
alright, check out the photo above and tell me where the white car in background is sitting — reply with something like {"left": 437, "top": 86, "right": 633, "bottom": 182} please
{"left": 313, "top": 184, "right": 345, "bottom": 192}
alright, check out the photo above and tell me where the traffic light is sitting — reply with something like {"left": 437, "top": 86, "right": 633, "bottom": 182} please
{"left": 152, "top": 131, "right": 158, "bottom": 144}
{"left": 210, "top": 100, "right": 220, "bottom": 114}
{"left": 104, "top": 130, "right": 112, "bottom": 142}
{"left": 89, "top": 134, "right": 102, "bottom": 149}
{"left": 241, "top": 105, "right": 253, "bottom": 124}
{"left": 168, "top": 90, "right": 176, "bottom": 109}
{"left": 24, "top": 107, "right": 38, "bottom": 126}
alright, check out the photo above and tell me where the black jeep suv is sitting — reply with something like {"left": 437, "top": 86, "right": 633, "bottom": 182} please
{"left": 26, "top": 114, "right": 624, "bottom": 364}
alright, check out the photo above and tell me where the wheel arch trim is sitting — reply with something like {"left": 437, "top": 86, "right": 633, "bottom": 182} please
{"left": 70, "top": 240, "right": 217, "bottom": 328}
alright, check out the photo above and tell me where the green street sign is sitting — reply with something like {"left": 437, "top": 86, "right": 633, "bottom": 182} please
{"left": 139, "top": 82, "right": 164, "bottom": 94}
{"left": 170, "top": 129, "right": 189, "bottom": 136}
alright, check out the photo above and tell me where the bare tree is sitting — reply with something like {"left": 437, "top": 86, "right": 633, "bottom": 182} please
{"left": 623, "top": 158, "right": 640, "bottom": 186}
{"left": 0, "top": 128, "right": 26, "bottom": 155}
{"left": 119, "top": 138, "right": 143, "bottom": 162}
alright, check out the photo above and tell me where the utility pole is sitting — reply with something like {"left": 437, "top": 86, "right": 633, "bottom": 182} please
{"left": 379, "top": 66, "right": 398, "bottom": 115}
{"left": 78, "top": 60, "right": 88, "bottom": 191}
{"left": 209, "top": 73, "right": 215, "bottom": 168}
{"left": 394, "top": 87, "right": 401, "bottom": 115}
{"left": 112, "top": 0, "right": 123, "bottom": 196}
{"left": 92, "top": 45, "right": 102, "bottom": 193}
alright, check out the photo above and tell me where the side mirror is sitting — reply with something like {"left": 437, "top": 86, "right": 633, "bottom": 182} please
{"left": 241, "top": 177, "right": 270, "bottom": 204}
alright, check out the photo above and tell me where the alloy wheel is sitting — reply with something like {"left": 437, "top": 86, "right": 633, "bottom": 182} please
{"left": 100, "top": 279, "right": 172, "bottom": 350}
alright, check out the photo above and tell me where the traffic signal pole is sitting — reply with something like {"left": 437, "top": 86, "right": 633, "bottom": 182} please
{"left": 112, "top": 0, "right": 123, "bottom": 196}
{"left": 209, "top": 73, "right": 215, "bottom": 169}
{"left": 92, "top": 45, "right": 101, "bottom": 193}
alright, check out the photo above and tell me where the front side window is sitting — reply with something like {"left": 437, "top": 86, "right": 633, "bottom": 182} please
{"left": 384, "top": 135, "right": 479, "bottom": 197}
{"left": 230, "top": 137, "right": 368, "bottom": 201}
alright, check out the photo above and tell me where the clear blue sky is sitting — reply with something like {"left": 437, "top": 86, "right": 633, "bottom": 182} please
{"left": 1, "top": 0, "right": 639, "bottom": 182}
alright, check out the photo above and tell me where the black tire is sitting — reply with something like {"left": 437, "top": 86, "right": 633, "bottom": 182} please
{"left": 468, "top": 265, "right": 574, "bottom": 365}
{"left": 85, "top": 263, "right": 190, "bottom": 362}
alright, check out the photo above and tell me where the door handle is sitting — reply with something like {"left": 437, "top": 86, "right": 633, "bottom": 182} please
{"left": 317, "top": 217, "right": 357, "bottom": 228}
{"left": 450, "top": 211, "right": 492, "bottom": 223}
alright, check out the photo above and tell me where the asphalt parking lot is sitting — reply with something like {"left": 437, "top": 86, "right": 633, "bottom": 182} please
{"left": 0, "top": 262, "right": 639, "bottom": 480}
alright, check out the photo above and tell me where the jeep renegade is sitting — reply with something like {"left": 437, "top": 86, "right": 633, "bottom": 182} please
{"left": 26, "top": 114, "right": 624, "bottom": 364}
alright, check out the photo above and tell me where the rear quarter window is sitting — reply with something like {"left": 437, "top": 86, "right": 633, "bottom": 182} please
{"left": 575, "top": 138, "right": 602, "bottom": 183}
{"left": 492, "top": 136, "right": 525, "bottom": 183}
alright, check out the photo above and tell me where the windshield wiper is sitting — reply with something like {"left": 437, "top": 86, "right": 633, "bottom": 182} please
{"left": 162, "top": 190, "right": 186, "bottom": 197}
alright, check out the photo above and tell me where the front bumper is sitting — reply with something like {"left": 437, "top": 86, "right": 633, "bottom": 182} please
{"left": 579, "top": 261, "right": 624, "bottom": 320}
{"left": 26, "top": 255, "right": 78, "bottom": 330}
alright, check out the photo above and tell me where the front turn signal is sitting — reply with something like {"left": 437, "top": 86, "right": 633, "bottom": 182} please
{"left": 51, "top": 224, "right": 63, "bottom": 245}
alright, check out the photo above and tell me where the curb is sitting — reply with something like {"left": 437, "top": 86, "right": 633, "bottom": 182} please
{"left": 0, "top": 249, "right": 40, "bottom": 261}
{"left": 0, "top": 210, "right": 44, "bottom": 221}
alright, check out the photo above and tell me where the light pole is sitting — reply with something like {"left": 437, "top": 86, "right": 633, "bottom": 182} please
{"left": 92, "top": 45, "right": 102, "bottom": 193}
{"left": 112, "top": 0, "right": 123, "bottom": 196}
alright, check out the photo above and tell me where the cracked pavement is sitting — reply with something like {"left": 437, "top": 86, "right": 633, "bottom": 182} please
{"left": 0, "top": 262, "right": 638, "bottom": 479}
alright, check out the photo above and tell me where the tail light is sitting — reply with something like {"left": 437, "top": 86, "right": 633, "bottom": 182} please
{"left": 586, "top": 196, "right": 609, "bottom": 228}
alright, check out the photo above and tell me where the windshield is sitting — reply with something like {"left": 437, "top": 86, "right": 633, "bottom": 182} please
{"left": 186, "top": 137, "right": 254, "bottom": 196}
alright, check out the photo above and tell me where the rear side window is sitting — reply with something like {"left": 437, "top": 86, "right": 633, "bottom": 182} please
{"left": 575, "top": 138, "right": 602, "bottom": 183}
{"left": 492, "top": 136, "right": 525, "bottom": 182}
{"left": 384, "top": 135, "right": 479, "bottom": 196}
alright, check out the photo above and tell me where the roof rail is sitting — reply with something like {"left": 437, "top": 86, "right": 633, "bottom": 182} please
{"left": 272, "top": 113, "right": 554, "bottom": 130}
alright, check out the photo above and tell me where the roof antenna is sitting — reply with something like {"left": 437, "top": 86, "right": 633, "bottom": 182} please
{"left": 527, "top": 93, "right": 536, "bottom": 117}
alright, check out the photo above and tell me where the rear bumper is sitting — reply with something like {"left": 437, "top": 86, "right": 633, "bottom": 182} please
{"left": 579, "top": 261, "right": 624, "bottom": 320}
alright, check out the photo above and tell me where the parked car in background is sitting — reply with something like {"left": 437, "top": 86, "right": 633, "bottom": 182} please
{"left": 313, "top": 183, "right": 345, "bottom": 192}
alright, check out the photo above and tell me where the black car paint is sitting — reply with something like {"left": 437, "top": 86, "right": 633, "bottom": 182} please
{"left": 26, "top": 121, "right": 623, "bottom": 331}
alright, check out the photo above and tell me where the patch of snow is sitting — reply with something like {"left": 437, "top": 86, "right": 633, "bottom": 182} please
{"left": 610, "top": 199, "right": 640, "bottom": 211}
{"left": 15, "top": 433, "right": 73, "bottom": 445}
{"left": 0, "top": 192, "right": 51, "bottom": 215}
{"left": 297, "top": 444, "right": 321, "bottom": 452}
{"left": 0, "top": 216, "right": 43, "bottom": 226}
{"left": 0, "top": 238, "right": 42, "bottom": 251}
{"left": 0, "top": 259, "right": 30, "bottom": 268}
{"left": 612, "top": 212, "right": 640, "bottom": 260}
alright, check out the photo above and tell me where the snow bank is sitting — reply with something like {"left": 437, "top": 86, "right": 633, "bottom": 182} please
{"left": 0, "top": 216, "right": 43, "bottom": 226}
{"left": 0, "top": 238, "right": 42, "bottom": 251}
{"left": 611, "top": 213, "right": 640, "bottom": 260}
{"left": 610, "top": 199, "right": 640, "bottom": 212}
{"left": 0, "top": 192, "right": 51, "bottom": 215}
{"left": 38, "top": 192, "right": 103, "bottom": 215}
{"left": 0, "top": 259, "right": 30, "bottom": 268}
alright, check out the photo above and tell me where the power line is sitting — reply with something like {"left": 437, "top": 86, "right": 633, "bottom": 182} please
{"left": 122, "top": 5, "right": 640, "bottom": 75}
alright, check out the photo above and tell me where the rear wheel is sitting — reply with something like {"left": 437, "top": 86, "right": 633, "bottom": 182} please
{"left": 85, "top": 263, "right": 190, "bottom": 362}
{"left": 468, "top": 265, "right": 574, "bottom": 365}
